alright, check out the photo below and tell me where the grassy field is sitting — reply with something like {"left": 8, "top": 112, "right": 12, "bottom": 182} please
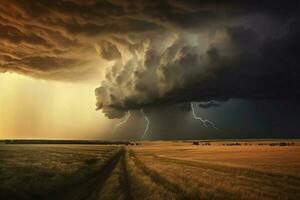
{"left": 1, "top": 140, "right": 300, "bottom": 200}
{"left": 0, "top": 145, "right": 120, "bottom": 199}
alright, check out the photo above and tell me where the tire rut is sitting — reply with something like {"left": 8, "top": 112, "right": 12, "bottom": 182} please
{"left": 49, "top": 148, "right": 124, "bottom": 200}
{"left": 119, "top": 148, "right": 133, "bottom": 200}
{"left": 129, "top": 150, "right": 195, "bottom": 200}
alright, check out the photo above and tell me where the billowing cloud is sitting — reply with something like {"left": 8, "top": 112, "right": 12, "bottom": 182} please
{"left": 0, "top": 1, "right": 299, "bottom": 118}
{"left": 95, "top": 18, "right": 300, "bottom": 118}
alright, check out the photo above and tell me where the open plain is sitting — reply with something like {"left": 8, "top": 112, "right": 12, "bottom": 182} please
{"left": 1, "top": 140, "right": 300, "bottom": 200}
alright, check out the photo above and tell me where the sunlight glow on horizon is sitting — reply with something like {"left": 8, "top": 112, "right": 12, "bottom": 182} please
{"left": 0, "top": 73, "right": 112, "bottom": 139}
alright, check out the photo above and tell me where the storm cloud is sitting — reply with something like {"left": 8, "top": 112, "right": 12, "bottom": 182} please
{"left": 0, "top": 0, "right": 299, "bottom": 118}
{"left": 95, "top": 16, "right": 300, "bottom": 118}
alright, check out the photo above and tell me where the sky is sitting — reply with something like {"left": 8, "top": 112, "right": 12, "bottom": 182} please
{"left": 0, "top": 0, "right": 299, "bottom": 140}
{"left": 0, "top": 73, "right": 114, "bottom": 139}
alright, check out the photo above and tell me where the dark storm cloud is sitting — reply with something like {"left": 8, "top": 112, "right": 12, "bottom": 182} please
{"left": 0, "top": 0, "right": 299, "bottom": 118}
{"left": 95, "top": 2, "right": 300, "bottom": 118}
{"left": 198, "top": 101, "right": 220, "bottom": 109}
{"left": 0, "top": 0, "right": 165, "bottom": 81}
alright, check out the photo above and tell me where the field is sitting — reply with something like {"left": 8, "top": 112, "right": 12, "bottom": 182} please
{"left": 1, "top": 140, "right": 300, "bottom": 200}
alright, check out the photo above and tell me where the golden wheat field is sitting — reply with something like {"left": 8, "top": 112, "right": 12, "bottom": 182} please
{"left": 1, "top": 140, "right": 300, "bottom": 200}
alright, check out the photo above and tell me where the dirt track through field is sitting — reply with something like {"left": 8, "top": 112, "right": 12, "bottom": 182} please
{"left": 49, "top": 148, "right": 124, "bottom": 200}
{"left": 49, "top": 147, "right": 193, "bottom": 200}
{"left": 120, "top": 151, "right": 133, "bottom": 200}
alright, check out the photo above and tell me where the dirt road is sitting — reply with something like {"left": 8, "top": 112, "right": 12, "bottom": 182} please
{"left": 48, "top": 147, "right": 128, "bottom": 200}
{"left": 48, "top": 147, "right": 193, "bottom": 200}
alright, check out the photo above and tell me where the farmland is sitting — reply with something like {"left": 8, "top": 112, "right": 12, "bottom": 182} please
{"left": 1, "top": 140, "right": 300, "bottom": 200}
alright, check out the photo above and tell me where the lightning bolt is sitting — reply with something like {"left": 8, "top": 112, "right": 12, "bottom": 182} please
{"left": 190, "top": 102, "right": 219, "bottom": 130}
{"left": 140, "top": 109, "right": 150, "bottom": 140}
{"left": 113, "top": 111, "right": 131, "bottom": 131}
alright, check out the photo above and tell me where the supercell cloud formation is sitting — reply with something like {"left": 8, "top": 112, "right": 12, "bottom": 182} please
{"left": 0, "top": 0, "right": 299, "bottom": 118}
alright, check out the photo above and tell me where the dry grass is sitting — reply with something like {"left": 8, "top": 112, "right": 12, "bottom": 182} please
{"left": 129, "top": 140, "right": 300, "bottom": 199}
{"left": 1, "top": 140, "right": 300, "bottom": 200}
{"left": 97, "top": 159, "right": 124, "bottom": 200}
{"left": 0, "top": 144, "right": 119, "bottom": 199}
